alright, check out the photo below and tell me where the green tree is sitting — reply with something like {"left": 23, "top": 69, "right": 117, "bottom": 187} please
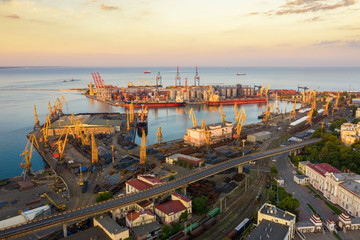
{"left": 266, "top": 189, "right": 276, "bottom": 204}
{"left": 193, "top": 196, "right": 208, "bottom": 215}
{"left": 179, "top": 210, "right": 188, "bottom": 222}
{"left": 96, "top": 192, "right": 113, "bottom": 202}
{"left": 270, "top": 166, "right": 278, "bottom": 178}
{"left": 168, "top": 175, "right": 175, "bottom": 181}
{"left": 162, "top": 225, "right": 171, "bottom": 236}
{"left": 124, "top": 238, "right": 132, "bottom": 240}
{"left": 278, "top": 196, "right": 300, "bottom": 216}
{"left": 172, "top": 222, "right": 181, "bottom": 232}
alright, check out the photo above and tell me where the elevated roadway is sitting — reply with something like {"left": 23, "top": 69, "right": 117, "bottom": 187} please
{"left": 0, "top": 138, "right": 320, "bottom": 239}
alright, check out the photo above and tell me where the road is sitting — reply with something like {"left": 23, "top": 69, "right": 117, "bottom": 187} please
{"left": 275, "top": 152, "right": 335, "bottom": 222}
{"left": 0, "top": 138, "right": 320, "bottom": 239}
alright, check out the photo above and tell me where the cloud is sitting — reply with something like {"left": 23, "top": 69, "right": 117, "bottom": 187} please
{"left": 248, "top": 12, "right": 260, "bottom": 15}
{"left": 273, "top": 0, "right": 357, "bottom": 15}
{"left": 313, "top": 40, "right": 360, "bottom": 47}
{"left": 0, "top": 0, "right": 12, "bottom": 2}
{"left": 100, "top": 4, "right": 119, "bottom": 11}
{"left": 5, "top": 14, "right": 20, "bottom": 19}
{"left": 304, "top": 16, "right": 322, "bottom": 22}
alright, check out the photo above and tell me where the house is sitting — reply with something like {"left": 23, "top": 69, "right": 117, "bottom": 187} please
{"left": 126, "top": 175, "right": 163, "bottom": 194}
{"left": 154, "top": 193, "right": 191, "bottom": 225}
{"left": 93, "top": 215, "right": 129, "bottom": 240}
{"left": 125, "top": 210, "right": 156, "bottom": 228}
{"left": 298, "top": 161, "right": 310, "bottom": 175}
{"left": 131, "top": 221, "right": 162, "bottom": 240}
{"left": 166, "top": 153, "right": 205, "bottom": 167}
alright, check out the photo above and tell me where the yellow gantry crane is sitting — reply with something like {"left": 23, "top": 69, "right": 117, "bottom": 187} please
{"left": 264, "top": 84, "right": 270, "bottom": 100}
{"left": 34, "top": 105, "right": 40, "bottom": 128}
{"left": 219, "top": 105, "right": 226, "bottom": 124}
{"left": 54, "top": 129, "right": 69, "bottom": 164}
{"left": 91, "top": 133, "right": 98, "bottom": 165}
{"left": 289, "top": 100, "right": 297, "bottom": 123}
{"left": 302, "top": 89, "right": 306, "bottom": 106}
{"left": 323, "top": 96, "right": 330, "bottom": 116}
{"left": 126, "top": 110, "right": 131, "bottom": 133}
{"left": 201, "top": 119, "right": 211, "bottom": 149}
{"left": 334, "top": 91, "right": 340, "bottom": 110}
{"left": 41, "top": 114, "right": 51, "bottom": 147}
{"left": 42, "top": 193, "right": 66, "bottom": 211}
{"left": 258, "top": 84, "right": 264, "bottom": 97}
{"left": 233, "top": 103, "right": 238, "bottom": 114}
{"left": 129, "top": 101, "right": 135, "bottom": 123}
{"left": 20, "top": 133, "right": 39, "bottom": 179}
{"left": 234, "top": 108, "right": 247, "bottom": 142}
{"left": 155, "top": 126, "right": 163, "bottom": 144}
{"left": 189, "top": 108, "right": 198, "bottom": 127}
{"left": 140, "top": 129, "right": 146, "bottom": 164}
{"left": 263, "top": 103, "right": 274, "bottom": 123}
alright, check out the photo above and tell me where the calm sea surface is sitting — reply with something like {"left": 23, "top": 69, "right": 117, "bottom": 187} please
{"left": 0, "top": 67, "right": 359, "bottom": 179}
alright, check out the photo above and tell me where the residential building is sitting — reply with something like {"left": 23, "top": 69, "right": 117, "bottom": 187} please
{"left": 93, "top": 215, "right": 129, "bottom": 240}
{"left": 154, "top": 193, "right": 191, "bottom": 225}
{"left": 298, "top": 161, "right": 310, "bottom": 175}
{"left": 294, "top": 175, "right": 309, "bottom": 185}
{"left": 340, "top": 123, "right": 360, "bottom": 146}
{"left": 247, "top": 203, "right": 296, "bottom": 240}
{"left": 184, "top": 122, "right": 232, "bottom": 147}
{"left": 305, "top": 163, "right": 342, "bottom": 192}
{"left": 126, "top": 175, "right": 163, "bottom": 194}
{"left": 125, "top": 210, "right": 156, "bottom": 228}
{"left": 131, "top": 221, "right": 162, "bottom": 240}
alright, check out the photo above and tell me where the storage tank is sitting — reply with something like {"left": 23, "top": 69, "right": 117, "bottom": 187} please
{"left": 226, "top": 88, "right": 231, "bottom": 97}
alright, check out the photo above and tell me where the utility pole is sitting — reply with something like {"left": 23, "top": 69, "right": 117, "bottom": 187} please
{"left": 111, "top": 145, "right": 115, "bottom": 169}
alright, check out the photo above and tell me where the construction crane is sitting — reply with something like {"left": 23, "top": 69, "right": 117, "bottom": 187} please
{"left": 140, "top": 129, "right": 146, "bottom": 164}
{"left": 79, "top": 164, "right": 84, "bottom": 186}
{"left": 189, "top": 108, "right": 198, "bottom": 127}
{"left": 126, "top": 110, "right": 130, "bottom": 133}
{"left": 201, "top": 119, "right": 211, "bottom": 149}
{"left": 263, "top": 103, "right": 274, "bottom": 123}
{"left": 34, "top": 105, "right": 40, "bottom": 128}
{"left": 155, "top": 126, "right": 163, "bottom": 144}
{"left": 234, "top": 109, "right": 247, "bottom": 142}
{"left": 323, "top": 96, "right": 330, "bottom": 115}
{"left": 194, "top": 66, "right": 200, "bottom": 86}
{"left": 306, "top": 108, "right": 314, "bottom": 125}
{"left": 20, "top": 133, "right": 39, "bottom": 179}
{"left": 42, "top": 193, "right": 66, "bottom": 211}
{"left": 91, "top": 133, "right": 98, "bottom": 164}
{"left": 58, "top": 96, "right": 67, "bottom": 115}
{"left": 219, "top": 105, "right": 226, "bottom": 124}
{"left": 48, "top": 101, "right": 55, "bottom": 120}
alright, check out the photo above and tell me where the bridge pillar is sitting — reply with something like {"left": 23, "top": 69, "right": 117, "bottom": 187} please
{"left": 238, "top": 164, "right": 243, "bottom": 173}
{"left": 63, "top": 223, "right": 67, "bottom": 237}
{"left": 181, "top": 185, "right": 187, "bottom": 195}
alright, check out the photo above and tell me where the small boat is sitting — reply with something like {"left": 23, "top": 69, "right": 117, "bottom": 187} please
{"left": 144, "top": 71, "right": 151, "bottom": 74}
{"left": 236, "top": 73, "right": 246, "bottom": 76}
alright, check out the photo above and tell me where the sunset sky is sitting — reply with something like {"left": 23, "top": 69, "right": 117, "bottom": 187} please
{"left": 0, "top": 0, "right": 359, "bottom": 66}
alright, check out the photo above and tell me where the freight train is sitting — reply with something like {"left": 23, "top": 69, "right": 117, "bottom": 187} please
{"left": 227, "top": 217, "right": 252, "bottom": 239}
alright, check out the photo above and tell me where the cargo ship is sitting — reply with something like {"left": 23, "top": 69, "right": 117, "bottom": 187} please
{"left": 144, "top": 70, "right": 151, "bottom": 74}
{"left": 236, "top": 73, "right": 246, "bottom": 76}
{"left": 137, "top": 106, "right": 148, "bottom": 127}
{"left": 207, "top": 96, "right": 267, "bottom": 106}
{"left": 124, "top": 101, "right": 186, "bottom": 108}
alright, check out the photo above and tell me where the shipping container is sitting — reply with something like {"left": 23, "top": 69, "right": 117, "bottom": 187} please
{"left": 184, "top": 222, "right": 199, "bottom": 234}
{"left": 207, "top": 207, "right": 220, "bottom": 218}
{"left": 190, "top": 226, "right": 204, "bottom": 237}
{"left": 235, "top": 218, "right": 250, "bottom": 234}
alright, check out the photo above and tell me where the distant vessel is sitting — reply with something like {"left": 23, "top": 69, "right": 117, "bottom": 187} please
{"left": 236, "top": 73, "right": 246, "bottom": 76}
{"left": 137, "top": 106, "right": 148, "bottom": 127}
{"left": 144, "top": 71, "right": 151, "bottom": 74}
{"left": 207, "top": 93, "right": 266, "bottom": 106}
{"left": 124, "top": 101, "right": 185, "bottom": 108}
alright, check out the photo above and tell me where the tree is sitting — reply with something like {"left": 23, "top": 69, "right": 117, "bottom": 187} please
{"left": 162, "top": 225, "right": 171, "bottom": 236}
{"left": 193, "top": 196, "right": 208, "bottom": 215}
{"left": 179, "top": 210, "right": 188, "bottom": 222}
{"left": 96, "top": 192, "right": 113, "bottom": 202}
{"left": 172, "top": 222, "right": 181, "bottom": 232}
{"left": 278, "top": 196, "right": 300, "bottom": 216}
{"left": 270, "top": 166, "right": 278, "bottom": 178}
{"left": 168, "top": 175, "right": 175, "bottom": 182}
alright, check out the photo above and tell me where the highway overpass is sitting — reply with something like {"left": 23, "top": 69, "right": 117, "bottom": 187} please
{"left": 0, "top": 138, "right": 320, "bottom": 239}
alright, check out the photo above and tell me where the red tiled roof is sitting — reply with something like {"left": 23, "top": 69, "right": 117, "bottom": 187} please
{"left": 155, "top": 200, "right": 186, "bottom": 215}
{"left": 172, "top": 192, "right": 191, "bottom": 202}
{"left": 126, "top": 210, "right": 154, "bottom": 221}
{"left": 140, "top": 175, "right": 163, "bottom": 184}
{"left": 137, "top": 200, "right": 153, "bottom": 208}
{"left": 307, "top": 163, "right": 341, "bottom": 177}
{"left": 127, "top": 179, "right": 152, "bottom": 191}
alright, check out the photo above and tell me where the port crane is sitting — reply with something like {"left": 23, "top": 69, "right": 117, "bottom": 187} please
{"left": 20, "top": 133, "right": 39, "bottom": 179}
{"left": 34, "top": 105, "right": 40, "bottom": 128}
{"left": 219, "top": 105, "right": 226, "bottom": 124}
{"left": 334, "top": 92, "right": 340, "bottom": 110}
{"left": 155, "top": 126, "right": 163, "bottom": 145}
{"left": 233, "top": 103, "right": 238, "bottom": 114}
{"left": 42, "top": 193, "right": 66, "bottom": 211}
{"left": 297, "top": 85, "right": 309, "bottom": 93}
{"left": 140, "top": 129, "right": 146, "bottom": 164}
{"left": 189, "top": 108, "right": 198, "bottom": 127}
{"left": 234, "top": 109, "right": 247, "bottom": 142}
{"left": 323, "top": 96, "right": 330, "bottom": 115}
{"left": 175, "top": 66, "right": 181, "bottom": 86}
{"left": 289, "top": 100, "right": 297, "bottom": 123}
{"left": 201, "top": 119, "right": 211, "bottom": 149}
{"left": 126, "top": 110, "right": 131, "bottom": 133}
{"left": 194, "top": 66, "right": 200, "bottom": 86}
{"left": 263, "top": 103, "right": 274, "bottom": 123}
{"left": 129, "top": 101, "right": 135, "bottom": 123}
{"left": 91, "top": 133, "right": 98, "bottom": 165}
{"left": 54, "top": 128, "right": 69, "bottom": 164}
{"left": 41, "top": 114, "right": 51, "bottom": 147}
